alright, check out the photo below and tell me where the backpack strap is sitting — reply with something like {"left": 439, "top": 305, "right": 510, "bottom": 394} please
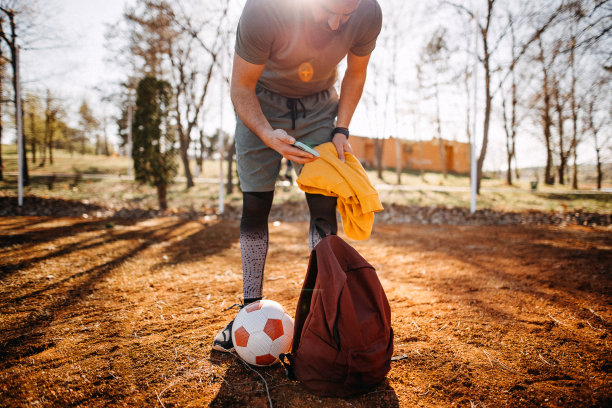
{"left": 279, "top": 353, "right": 297, "bottom": 380}
{"left": 311, "top": 217, "right": 337, "bottom": 239}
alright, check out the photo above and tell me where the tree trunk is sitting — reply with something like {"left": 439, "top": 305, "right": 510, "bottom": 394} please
{"left": 571, "top": 147, "right": 578, "bottom": 189}
{"left": 19, "top": 98, "right": 29, "bottom": 186}
{"left": 395, "top": 137, "right": 402, "bottom": 185}
{"left": 554, "top": 82, "right": 567, "bottom": 185}
{"left": 157, "top": 183, "right": 168, "bottom": 210}
{"left": 0, "top": 56, "right": 3, "bottom": 181}
{"left": 476, "top": 13, "right": 493, "bottom": 195}
{"left": 0, "top": 119, "right": 3, "bottom": 181}
{"left": 226, "top": 141, "right": 235, "bottom": 195}
{"left": 596, "top": 157, "right": 602, "bottom": 190}
{"left": 30, "top": 139, "right": 36, "bottom": 164}
{"left": 476, "top": 50, "right": 491, "bottom": 194}
{"left": 41, "top": 106, "right": 49, "bottom": 167}
{"left": 179, "top": 140, "right": 194, "bottom": 188}
{"left": 374, "top": 138, "right": 384, "bottom": 180}
{"left": 544, "top": 124, "right": 554, "bottom": 185}
{"left": 48, "top": 122, "right": 54, "bottom": 165}
{"left": 506, "top": 147, "right": 512, "bottom": 185}
{"left": 29, "top": 111, "right": 37, "bottom": 164}
{"left": 418, "top": 140, "right": 425, "bottom": 181}
{"left": 177, "top": 123, "right": 194, "bottom": 188}
{"left": 570, "top": 32, "right": 579, "bottom": 190}
{"left": 502, "top": 87, "right": 516, "bottom": 186}
{"left": 513, "top": 152, "right": 520, "bottom": 180}
{"left": 197, "top": 129, "right": 205, "bottom": 170}
{"left": 538, "top": 39, "right": 554, "bottom": 185}
{"left": 435, "top": 83, "right": 446, "bottom": 179}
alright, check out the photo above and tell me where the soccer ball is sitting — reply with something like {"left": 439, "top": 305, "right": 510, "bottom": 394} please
{"left": 231, "top": 300, "right": 294, "bottom": 366}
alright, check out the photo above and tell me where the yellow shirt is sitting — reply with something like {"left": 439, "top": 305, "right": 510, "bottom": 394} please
{"left": 296, "top": 142, "right": 383, "bottom": 240}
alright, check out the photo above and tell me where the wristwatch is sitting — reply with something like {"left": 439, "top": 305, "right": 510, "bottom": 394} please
{"left": 332, "top": 127, "right": 349, "bottom": 139}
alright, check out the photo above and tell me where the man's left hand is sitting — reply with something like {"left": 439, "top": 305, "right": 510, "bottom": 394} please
{"left": 332, "top": 132, "right": 353, "bottom": 162}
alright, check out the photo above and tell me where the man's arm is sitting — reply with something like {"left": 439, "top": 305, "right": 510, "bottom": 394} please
{"left": 230, "top": 53, "right": 317, "bottom": 163}
{"left": 332, "top": 51, "right": 372, "bottom": 161}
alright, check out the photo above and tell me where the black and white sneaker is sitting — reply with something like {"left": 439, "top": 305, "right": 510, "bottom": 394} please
{"left": 212, "top": 299, "right": 261, "bottom": 353}
{"left": 212, "top": 319, "right": 235, "bottom": 353}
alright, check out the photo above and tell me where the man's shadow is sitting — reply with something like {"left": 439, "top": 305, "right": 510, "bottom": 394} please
{"left": 208, "top": 350, "right": 399, "bottom": 407}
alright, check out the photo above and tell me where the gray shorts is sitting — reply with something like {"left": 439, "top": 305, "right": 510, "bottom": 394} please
{"left": 235, "top": 85, "right": 338, "bottom": 192}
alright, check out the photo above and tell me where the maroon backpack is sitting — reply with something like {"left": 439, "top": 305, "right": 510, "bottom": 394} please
{"left": 281, "top": 232, "right": 393, "bottom": 397}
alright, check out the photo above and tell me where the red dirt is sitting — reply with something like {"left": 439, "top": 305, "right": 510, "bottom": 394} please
{"left": 0, "top": 216, "right": 610, "bottom": 407}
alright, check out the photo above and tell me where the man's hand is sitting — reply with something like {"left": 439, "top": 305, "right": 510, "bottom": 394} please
{"left": 262, "top": 129, "right": 318, "bottom": 164}
{"left": 332, "top": 132, "right": 353, "bottom": 162}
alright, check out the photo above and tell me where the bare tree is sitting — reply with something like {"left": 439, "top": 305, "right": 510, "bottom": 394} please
{"left": 569, "top": 1, "right": 581, "bottom": 189}
{"left": 562, "top": 0, "right": 610, "bottom": 189}
{"left": 552, "top": 70, "right": 572, "bottom": 185}
{"left": 225, "top": 133, "right": 235, "bottom": 195}
{"left": 418, "top": 27, "right": 452, "bottom": 179}
{"left": 23, "top": 91, "right": 44, "bottom": 165}
{"left": 170, "top": 0, "right": 229, "bottom": 188}
{"left": 583, "top": 76, "right": 611, "bottom": 190}
{"left": 445, "top": 0, "right": 563, "bottom": 192}
{"left": 377, "top": 0, "right": 412, "bottom": 185}
{"left": 447, "top": 0, "right": 498, "bottom": 193}
{"left": 0, "top": 4, "right": 28, "bottom": 184}
{"left": 535, "top": 36, "right": 558, "bottom": 185}
{"left": 362, "top": 60, "right": 385, "bottom": 180}
{"left": 499, "top": 11, "right": 533, "bottom": 186}
{"left": 112, "top": 0, "right": 231, "bottom": 189}
{"left": 78, "top": 100, "right": 99, "bottom": 155}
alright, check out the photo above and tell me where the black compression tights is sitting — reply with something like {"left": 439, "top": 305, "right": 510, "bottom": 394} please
{"left": 240, "top": 191, "right": 337, "bottom": 299}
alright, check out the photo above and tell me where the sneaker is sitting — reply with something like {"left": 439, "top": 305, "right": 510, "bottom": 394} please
{"left": 212, "top": 299, "right": 261, "bottom": 352}
{"left": 212, "top": 319, "right": 235, "bottom": 352}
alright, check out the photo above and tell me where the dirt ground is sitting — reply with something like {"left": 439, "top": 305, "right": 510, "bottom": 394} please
{"left": 0, "top": 215, "right": 611, "bottom": 407}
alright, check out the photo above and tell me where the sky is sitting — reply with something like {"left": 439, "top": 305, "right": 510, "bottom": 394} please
{"left": 22, "top": 0, "right": 128, "bottom": 115}
{"left": 17, "top": 0, "right": 604, "bottom": 173}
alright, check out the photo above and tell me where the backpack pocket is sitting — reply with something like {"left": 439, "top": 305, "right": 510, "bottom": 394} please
{"left": 345, "top": 328, "right": 393, "bottom": 390}
{"left": 294, "top": 326, "right": 346, "bottom": 383}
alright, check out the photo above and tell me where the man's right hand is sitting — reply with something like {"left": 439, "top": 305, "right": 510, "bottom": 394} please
{"left": 262, "top": 129, "right": 318, "bottom": 164}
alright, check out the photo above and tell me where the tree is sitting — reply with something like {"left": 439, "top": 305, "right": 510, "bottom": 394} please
{"left": 113, "top": 0, "right": 231, "bottom": 189}
{"left": 225, "top": 133, "right": 235, "bottom": 195}
{"left": 582, "top": 75, "right": 610, "bottom": 190}
{"left": 418, "top": 27, "right": 452, "bottom": 179}
{"left": 0, "top": 4, "right": 28, "bottom": 185}
{"left": 23, "top": 92, "right": 44, "bottom": 165}
{"left": 78, "top": 100, "right": 99, "bottom": 155}
{"left": 132, "top": 76, "right": 177, "bottom": 210}
{"left": 377, "top": 0, "right": 413, "bottom": 185}
{"left": 535, "top": 36, "right": 556, "bottom": 185}
{"left": 568, "top": 1, "right": 582, "bottom": 189}
{"left": 445, "top": 0, "right": 562, "bottom": 192}
{"left": 362, "top": 61, "right": 386, "bottom": 181}
{"left": 41, "top": 90, "right": 61, "bottom": 165}
{"left": 0, "top": 52, "right": 5, "bottom": 180}
{"left": 500, "top": 11, "right": 532, "bottom": 186}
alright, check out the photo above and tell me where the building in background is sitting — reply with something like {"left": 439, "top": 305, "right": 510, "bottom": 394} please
{"left": 349, "top": 136, "right": 471, "bottom": 175}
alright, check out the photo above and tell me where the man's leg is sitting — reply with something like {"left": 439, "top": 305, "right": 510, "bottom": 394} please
{"left": 212, "top": 191, "right": 274, "bottom": 352}
{"left": 305, "top": 192, "right": 338, "bottom": 250}
{"left": 240, "top": 191, "right": 274, "bottom": 300}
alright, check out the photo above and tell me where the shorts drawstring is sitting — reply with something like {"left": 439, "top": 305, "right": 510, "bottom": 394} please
{"left": 286, "top": 98, "right": 306, "bottom": 130}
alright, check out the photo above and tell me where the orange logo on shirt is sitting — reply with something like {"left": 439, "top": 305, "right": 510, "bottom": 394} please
{"left": 298, "top": 62, "right": 314, "bottom": 82}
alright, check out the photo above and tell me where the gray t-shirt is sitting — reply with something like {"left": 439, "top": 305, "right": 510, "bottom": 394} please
{"left": 235, "top": 0, "right": 383, "bottom": 98}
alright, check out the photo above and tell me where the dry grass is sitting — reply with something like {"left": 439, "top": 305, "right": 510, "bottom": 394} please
{"left": 2, "top": 145, "right": 611, "bottom": 214}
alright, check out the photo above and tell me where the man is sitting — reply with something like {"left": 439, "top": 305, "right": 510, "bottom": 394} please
{"left": 212, "top": 0, "right": 382, "bottom": 352}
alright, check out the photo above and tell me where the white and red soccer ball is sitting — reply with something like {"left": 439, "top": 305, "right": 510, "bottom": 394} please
{"left": 231, "top": 300, "right": 294, "bottom": 366}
